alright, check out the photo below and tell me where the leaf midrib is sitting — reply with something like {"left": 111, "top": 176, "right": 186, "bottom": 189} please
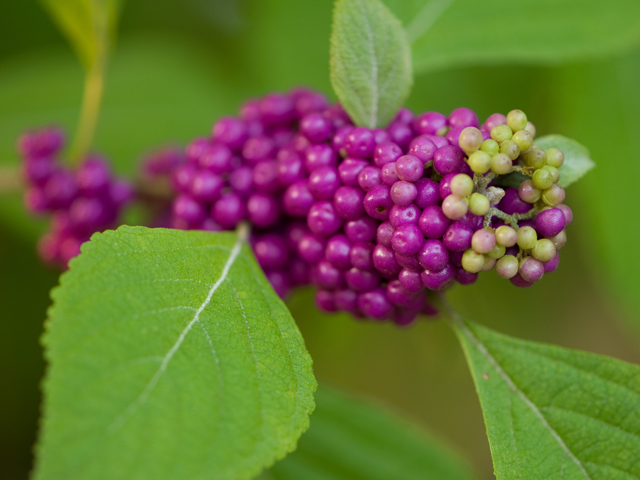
{"left": 454, "top": 317, "right": 593, "bottom": 479}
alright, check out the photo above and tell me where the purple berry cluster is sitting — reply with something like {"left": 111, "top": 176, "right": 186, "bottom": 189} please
{"left": 19, "top": 89, "right": 573, "bottom": 327}
{"left": 19, "top": 128, "right": 134, "bottom": 268}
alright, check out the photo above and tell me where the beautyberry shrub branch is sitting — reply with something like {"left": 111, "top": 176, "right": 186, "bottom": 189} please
{"left": 18, "top": 89, "right": 572, "bottom": 326}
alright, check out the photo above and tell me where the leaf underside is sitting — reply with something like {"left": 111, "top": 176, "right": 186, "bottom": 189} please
{"left": 455, "top": 318, "right": 640, "bottom": 480}
{"left": 34, "top": 226, "right": 316, "bottom": 480}
{"left": 330, "top": 0, "right": 413, "bottom": 128}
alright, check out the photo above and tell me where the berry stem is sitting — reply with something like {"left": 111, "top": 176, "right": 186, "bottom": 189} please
{"left": 69, "top": 0, "right": 109, "bottom": 165}
{"left": 483, "top": 206, "right": 537, "bottom": 229}
{"left": 511, "top": 165, "right": 534, "bottom": 177}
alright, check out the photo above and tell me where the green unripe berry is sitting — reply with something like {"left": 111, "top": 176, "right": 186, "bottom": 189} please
{"left": 469, "top": 192, "right": 490, "bottom": 215}
{"left": 458, "top": 127, "right": 484, "bottom": 154}
{"left": 490, "top": 153, "right": 512, "bottom": 175}
{"left": 487, "top": 244, "right": 506, "bottom": 259}
{"left": 462, "top": 249, "right": 485, "bottom": 273}
{"left": 442, "top": 194, "right": 469, "bottom": 220}
{"left": 525, "top": 121, "right": 536, "bottom": 138}
{"left": 496, "top": 255, "right": 519, "bottom": 279}
{"left": 491, "top": 124, "right": 513, "bottom": 143}
{"left": 512, "top": 130, "right": 533, "bottom": 152}
{"left": 545, "top": 148, "right": 564, "bottom": 168}
{"left": 481, "top": 139, "right": 500, "bottom": 156}
{"left": 532, "top": 238, "right": 557, "bottom": 262}
{"left": 495, "top": 225, "right": 518, "bottom": 247}
{"left": 517, "top": 226, "right": 537, "bottom": 250}
{"left": 500, "top": 140, "right": 520, "bottom": 160}
{"left": 507, "top": 109, "right": 528, "bottom": 131}
{"left": 468, "top": 150, "right": 492, "bottom": 174}
{"left": 518, "top": 179, "right": 542, "bottom": 203}
{"left": 551, "top": 230, "right": 567, "bottom": 250}
{"left": 450, "top": 174, "right": 474, "bottom": 197}
{"left": 542, "top": 165, "right": 560, "bottom": 184}
{"left": 522, "top": 147, "right": 547, "bottom": 169}
{"left": 542, "top": 184, "right": 565, "bottom": 206}
{"left": 482, "top": 255, "right": 497, "bottom": 272}
{"left": 532, "top": 168, "right": 554, "bottom": 190}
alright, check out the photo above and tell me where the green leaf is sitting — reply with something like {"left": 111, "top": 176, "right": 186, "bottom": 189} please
{"left": 259, "top": 386, "right": 476, "bottom": 480}
{"left": 330, "top": 0, "right": 413, "bottom": 128}
{"left": 34, "top": 226, "right": 316, "bottom": 480}
{"left": 39, "top": 0, "right": 121, "bottom": 71}
{"left": 535, "top": 135, "right": 595, "bottom": 188}
{"left": 382, "top": 0, "right": 640, "bottom": 74}
{"left": 453, "top": 317, "right": 640, "bottom": 479}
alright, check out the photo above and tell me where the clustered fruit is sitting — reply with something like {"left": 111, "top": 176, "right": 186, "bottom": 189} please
{"left": 20, "top": 88, "right": 572, "bottom": 326}
{"left": 19, "top": 128, "right": 134, "bottom": 268}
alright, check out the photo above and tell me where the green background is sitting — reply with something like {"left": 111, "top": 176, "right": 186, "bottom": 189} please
{"left": 2, "top": 1, "right": 640, "bottom": 478}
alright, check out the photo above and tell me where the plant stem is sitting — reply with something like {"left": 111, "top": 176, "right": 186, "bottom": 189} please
{"left": 69, "top": 0, "right": 109, "bottom": 165}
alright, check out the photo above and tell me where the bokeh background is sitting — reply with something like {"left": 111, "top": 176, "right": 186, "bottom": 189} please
{"left": 2, "top": 1, "right": 640, "bottom": 479}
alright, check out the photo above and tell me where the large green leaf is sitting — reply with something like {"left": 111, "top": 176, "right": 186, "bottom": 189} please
{"left": 259, "top": 385, "right": 476, "bottom": 480}
{"left": 39, "top": 0, "right": 122, "bottom": 71}
{"left": 35, "top": 226, "right": 316, "bottom": 480}
{"left": 330, "top": 0, "right": 413, "bottom": 128}
{"left": 535, "top": 135, "right": 595, "bottom": 189}
{"left": 382, "top": 0, "right": 640, "bottom": 74}
{"left": 453, "top": 316, "right": 640, "bottom": 479}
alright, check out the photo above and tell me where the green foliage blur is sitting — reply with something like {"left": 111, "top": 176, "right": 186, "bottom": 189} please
{"left": 2, "top": 1, "right": 640, "bottom": 479}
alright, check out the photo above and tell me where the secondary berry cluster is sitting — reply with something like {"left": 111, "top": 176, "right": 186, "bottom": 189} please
{"left": 20, "top": 88, "right": 573, "bottom": 326}
{"left": 19, "top": 128, "right": 134, "bottom": 268}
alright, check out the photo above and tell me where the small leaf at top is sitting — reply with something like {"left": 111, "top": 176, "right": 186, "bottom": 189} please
{"left": 259, "top": 385, "right": 477, "bottom": 480}
{"left": 39, "top": 0, "right": 122, "bottom": 71}
{"left": 453, "top": 317, "right": 640, "bottom": 479}
{"left": 535, "top": 134, "right": 595, "bottom": 188}
{"left": 34, "top": 226, "right": 316, "bottom": 480}
{"left": 330, "top": 0, "right": 413, "bottom": 128}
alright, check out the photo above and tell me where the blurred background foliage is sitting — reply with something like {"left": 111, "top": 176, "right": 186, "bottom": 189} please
{"left": 2, "top": 1, "right": 640, "bottom": 479}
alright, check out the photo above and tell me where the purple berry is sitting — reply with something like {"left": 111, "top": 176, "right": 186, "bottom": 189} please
{"left": 372, "top": 244, "right": 402, "bottom": 277}
{"left": 254, "top": 233, "right": 289, "bottom": 269}
{"left": 395, "top": 252, "right": 422, "bottom": 272}
{"left": 109, "top": 179, "right": 135, "bottom": 208}
{"left": 520, "top": 257, "right": 544, "bottom": 282}
{"left": 77, "top": 157, "right": 110, "bottom": 196}
{"left": 358, "top": 288, "right": 393, "bottom": 320}
{"left": 315, "top": 290, "right": 337, "bottom": 312}
{"left": 544, "top": 252, "right": 560, "bottom": 273}
{"left": 387, "top": 123, "right": 413, "bottom": 150}
{"left": 556, "top": 204, "right": 573, "bottom": 226}
{"left": 334, "top": 289, "right": 359, "bottom": 312}
{"left": 386, "top": 280, "right": 417, "bottom": 306}
{"left": 24, "top": 186, "right": 50, "bottom": 214}
{"left": 171, "top": 164, "right": 197, "bottom": 194}
{"left": 483, "top": 113, "right": 507, "bottom": 132}
{"left": 364, "top": 185, "right": 393, "bottom": 220}
{"left": 332, "top": 126, "right": 354, "bottom": 156}
{"left": 277, "top": 150, "right": 306, "bottom": 186}
{"left": 242, "top": 135, "right": 276, "bottom": 164}
{"left": 376, "top": 221, "right": 394, "bottom": 248}
{"left": 283, "top": 180, "right": 314, "bottom": 217}
{"left": 44, "top": 170, "right": 78, "bottom": 209}
{"left": 333, "top": 185, "right": 365, "bottom": 220}
{"left": 407, "top": 136, "right": 437, "bottom": 163}
{"left": 300, "top": 112, "right": 333, "bottom": 144}
{"left": 191, "top": 170, "right": 224, "bottom": 202}
{"left": 455, "top": 267, "right": 478, "bottom": 285}
{"left": 398, "top": 269, "right": 423, "bottom": 292}
{"left": 390, "top": 180, "right": 418, "bottom": 206}
{"left": 345, "top": 267, "right": 381, "bottom": 292}
{"left": 498, "top": 188, "right": 532, "bottom": 215}
{"left": 344, "top": 127, "right": 375, "bottom": 158}
{"left": 305, "top": 144, "right": 337, "bottom": 171}
{"left": 212, "top": 117, "right": 248, "bottom": 150}
{"left": 443, "top": 222, "right": 473, "bottom": 251}
{"left": 395, "top": 155, "right": 424, "bottom": 182}
{"left": 433, "top": 145, "right": 464, "bottom": 175}
{"left": 350, "top": 241, "right": 375, "bottom": 271}
{"left": 418, "top": 205, "right": 451, "bottom": 239}
{"left": 173, "top": 194, "right": 206, "bottom": 227}
{"left": 298, "top": 233, "right": 327, "bottom": 263}
{"left": 325, "top": 234, "right": 352, "bottom": 270}
{"left": 260, "top": 93, "right": 295, "bottom": 125}
{"left": 449, "top": 108, "right": 479, "bottom": 129}
{"left": 373, "top": 142, "right": 403, "bottom": 167}
{"left": 414, "top": 112, "right": 447, "bottom": 135}
{"left": 212, "top": 193, "right": 246, "bottom": 228}
{"left": 23, "top": 156, "right": 57, "bottom": 186}
{"left": 372, "top": 128, "right": 391, "bottom": 144}
{"left": 357, "top": 165, "right": 382, "bottom": 192}
{"left": 344, "top": 216, "right": 378, "bottom": 243}
{"left": 381, "top": 162, "right": 399, "bottom": 187}
{"left": 388, "top": 203, "right": 420, "bottom": 228}
{"left": 421, "top": 263, "right": 455, "bottom": 291}
{"left": 312, "top": 260, "right": 345, "bottom": 289}
{"left": 535, "top": 208, "right": 566, "bottom": 238}
{"left": 338, "top": 158, "right": 369, "bottom": 186}
{"left": 307, "top": 201, "right": 343, "bottom": 236}
{"left": 438, "top": 173, "right": 457, "bottom": 200}
{"left": 199, "top": 144, "right": 234, "bottom": 174}
{"left": 391, "top": 224, "right": 424, "bottom": 256}
{"left": 418, "top": 239, "right": 449, "bottom": 271}
{"left": 295, "top": 90, "right": 329, "bottom": 118}
{"left": 510, "top": 272, "right": 534, "bottom": 288}
{"left": 309, "top": 166, "right": 341, "bottom": 200}
{"left": 229, "top": 165, "right": 253, "bottom": 196}
{"left": 247, "top": 192, "right": 280, "bottom": 228}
